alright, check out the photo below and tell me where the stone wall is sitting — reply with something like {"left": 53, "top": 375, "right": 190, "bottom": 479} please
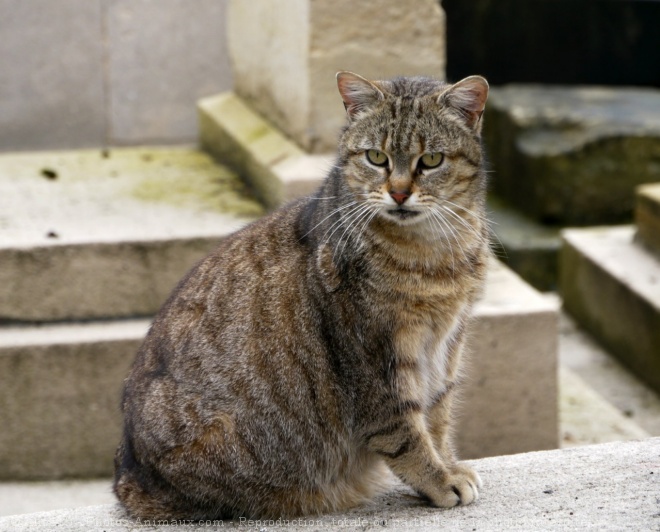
{"left": 0, "top": 0, "right": 233, "bottom": 152}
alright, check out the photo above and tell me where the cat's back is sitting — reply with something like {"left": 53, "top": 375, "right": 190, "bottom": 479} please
{"left": 126, "top": 198, "right": 315, "bottom": 387}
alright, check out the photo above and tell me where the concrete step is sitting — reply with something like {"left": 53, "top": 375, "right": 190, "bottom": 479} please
{"left": 636, "top": 182, "right": 660, "bottom": 256}
{"left": 1, "top": 438, "right": 657, "bottom": 531}
{"left": 487, "top": 196, "right": 561, "bottom": 291}
{"left": 2, "top": 343, "right": 653, "bottom": 516}
{"left": 558, "top": 308, "right": 660, "bottom": 439}
{"left": 560, "top": 225, "right": 660, "bottom": 394}
{"left": 0, "top": 480, "right": 113, "bottom": 518}
{"left": 0, "top": 260, "right": 558, "bottom": 480}
{"left": 484, "top": 84, "right": 660, "bottom": 226}
{"left": 0, "top": 146, "right": 262, "bottom": 322}
{"left": 0, "top": 319, "right": 149, "bottom": 480}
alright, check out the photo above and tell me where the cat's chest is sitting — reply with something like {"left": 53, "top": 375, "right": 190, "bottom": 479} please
{"left": 392, "top": 304, "right": 466, "bottom": 408}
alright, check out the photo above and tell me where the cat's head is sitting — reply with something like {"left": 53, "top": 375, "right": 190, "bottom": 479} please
{"left": 335, "top": 72, "right": 488, "bottom": 228}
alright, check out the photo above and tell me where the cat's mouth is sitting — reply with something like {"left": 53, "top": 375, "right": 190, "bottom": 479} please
{"left": 387, "top": 208, "right": 421, "bottom": 220}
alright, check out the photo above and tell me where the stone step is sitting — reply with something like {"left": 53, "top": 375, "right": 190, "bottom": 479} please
{"left": 198, "top": 92, "right": 331, "bottom": 209}
{"left": 560, "top": 226, "right": 660, "bottom": 394}
{"left": 636, "top": 182, "right": 660, "bottom": 256}
{"left": 0, "top": 260, "right": 558, "bottom": 480}
{"left": 484, "top": 84, "right": 660, "bottom": 226}
{"left": 1, "top": 352, "right": 652, "bottom": 516}
{"left": 0, "top": 147, "right": 263, "bottom": 322}
{"left": 487, "top": 196, "right": 561, "bottom": 291}
{"left": 1, "top": 438, "right": 657, "bottom": 531}
{"left": 0, "top": 479, "right": 114, "bottom": 518}
{"left": 0, "top": 319, "right": 149, "bottom": 480}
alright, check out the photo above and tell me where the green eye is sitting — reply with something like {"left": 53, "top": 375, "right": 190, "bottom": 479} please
{"left": 366, "top": 149, "right": 388, "bottom": 167}
{"left": 419, "top": 152, "right": 444, "bottom": 169}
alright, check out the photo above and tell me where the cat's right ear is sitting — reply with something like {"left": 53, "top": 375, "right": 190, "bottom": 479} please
{"left": 336, "top": 71, "right": 384, "bottom": 120}
{"left": 436, "top": 75, "right": 489, "bottom": 134}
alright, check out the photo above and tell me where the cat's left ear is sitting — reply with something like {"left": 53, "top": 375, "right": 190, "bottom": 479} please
{"left": 437, "top": 76, "right": 489, "bottom": 134}
{"left": 336, "top": 71, "right": 385, "bottom": 120}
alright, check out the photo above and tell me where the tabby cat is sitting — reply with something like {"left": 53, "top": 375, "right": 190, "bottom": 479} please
{"left": 114, "top": 71, "right": 490, "bottom": 520}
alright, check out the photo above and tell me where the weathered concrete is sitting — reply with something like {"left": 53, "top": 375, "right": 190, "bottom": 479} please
{"left": 1, "top": 438, "right": 657, "bottom": 531}
{"left": 561, "top": 226, "right": 660, "bottom": 393}
{"left": 0, "top": 147, "right": 261, "bottom": 321}
{"left": 198, "top": 93, "right": 328, "bottom": 209}
{"left": 227, "top": 0, "right": 445, "bottom": 153}
{"left": 106, "top": 0, "right": 232, "bottom": 144}
{"left": 636, "top": 183, "right": 660, "bottom": 257}
{"left": 560, "top": 367, "right": 649, "bottom": 447}
{"left": 0, "top": 319, "right": 149, "bottom": 480}
{"left": 201, "top": 91, "right": 394, "bottom": 208}
{"left": 0, "top": 260, "right": 557, "bottom": 479}
{"left": 0, "top": 0, "right": 106, "bottom": 151}
{"left": 487, "top": 196, "right": 561, "bottom": 291}
{"left": 461, "top": 259, "right": 558, "bottom": 458}
{"left": 0, "top": 1, "right": 233, "bottom": 151}
{"left": 485, "top": 85, "right": 660, "bottom": 225}
{"left": 558, "top": 308, "right": 660, "bottom": 439}
{"left": 0, "top": 480, "right": 114, "bottom": 518}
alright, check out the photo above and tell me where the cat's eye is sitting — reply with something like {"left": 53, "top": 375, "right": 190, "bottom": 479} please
{"left": 366, "top": 149, "right": 388, "bottom": 167}
{"left": 418, "top": 152, "right": 444, "bottom": 169}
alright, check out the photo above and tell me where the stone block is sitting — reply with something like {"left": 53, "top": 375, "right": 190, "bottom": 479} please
{"left": 106, "top": 0, "right": 232, "bottom": 144}
{"left": 0, "top": 0, "right": 105, "bottom": 151}
{"left": 636, "top": 183, "right": 660, "bottom": 257}
{"left": 0, "top": 320, "right": 148, "bottom": 480}
{"left": 2, "top": 439, "right": 658, "bottom": 530}
{"left": 0, "top": 260, "right": 556, "bottom": 479}
{"left": 487, "top": 196, "right": 561, "bottom": 291}
{"left": 561, "top": 226, "right": 660, "bottom": 393}
{"left": 199, "top": 93, "right": 330, "bottom": 208}
{"left": 463, "top": 259, "right": 558, "bottom": 458}
{"left": 0, "top": 147, "right": 261, "bottom": 322}
{"left": 484, "top": 85, "right": 660, "bottom": 225}
{"left": 227, "top": 0, "right": 445, "bottom": 152}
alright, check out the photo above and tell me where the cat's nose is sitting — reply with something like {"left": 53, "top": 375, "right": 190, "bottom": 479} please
{"left": 390, "top": 190, "right": 410, "bottom": 205}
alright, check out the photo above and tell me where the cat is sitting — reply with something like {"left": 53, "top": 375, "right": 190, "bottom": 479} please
{"left": 114, "top": 71, "right": 490, "bottom": 520}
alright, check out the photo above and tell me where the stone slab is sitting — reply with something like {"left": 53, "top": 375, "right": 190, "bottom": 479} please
{"left": 0, "top": 0, "right": 106, "bottom": 151}
{"left": 0, "top": 319, "right": 149, "bottom": 480}
{"left": 199, "top": 92, "right": 331, "bottom": 208}
{"left": 0, "top": 147, "right": 261, "bottom": 322}
{"left": 561, "top": 226, "right": 660, "bottom": 393}
{"left": 487, "top": 196, "right": 561, "bottom": 291}
{"left": 484, "top": 85, "right": 660, "bottom": 225}
{"left": 463, "top": 259, "right": 558, "bottom": 458}
{"left": 558, "top": 309, "right": 660, "bottom": 439}
{"left": 0, "top": 438, "right": 657, "bottom": 531}
{"left": 227, "top": 0, "right": 445, "bottom": 153}
{"left": 0, "top": 480, "right": 114, "bottom": 518}
{"left": 0, "top": 260, "right": 556, "bottom": 479}
{"left": 560, "top": 367, "right": 649, "bottom": 448}
{"left": 106, "top": 0, "right": 232, "bottom": 144}
{"left": 636, "top": 182, "right": 660, "bottom": 257}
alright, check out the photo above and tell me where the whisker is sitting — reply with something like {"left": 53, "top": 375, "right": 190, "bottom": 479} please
{"left": 332, "top": 203, "right": 374, "bottom": 262}
{"left": 322, "top": 203, "right": 370, "bottom": 248}
{"left": 298, "top": 200, "right": 359, "bottom": 241}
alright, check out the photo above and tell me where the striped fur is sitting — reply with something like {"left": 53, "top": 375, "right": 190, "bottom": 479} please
{"left": 114, "top": 72, "right": 490, "bottom": 519}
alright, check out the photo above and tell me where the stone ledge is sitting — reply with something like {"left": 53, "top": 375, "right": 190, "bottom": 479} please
{"left": 198, "top": 92, "right": 331, "bottom": 208}
{"left": 0, "top": 260, "right": 557, "bottom": 479}
{"left": 0, "top": 438, "right": 657, "bottom": 531}
{"left": 636, "top": 183, "right": 660, "bottom": 257}
{"left": 0, "top": 147, "right": 261, "bottom": 322}
{"left": 561, "top": 226, "right": 660, "bottom": 393}
{"left": 484, "top": 85, "right": 660, "bottom": 225}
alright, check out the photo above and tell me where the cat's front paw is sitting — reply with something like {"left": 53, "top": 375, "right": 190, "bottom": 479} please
{"left": 430, "top": 463, "right": 482, "bottom": 508}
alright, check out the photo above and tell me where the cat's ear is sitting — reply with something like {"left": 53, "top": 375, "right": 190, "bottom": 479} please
{"left": 336, "top": 71, "right": 384, "bottom": 120}
{"left": 437, "top": 75, "right": 489, "bottom": 133}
